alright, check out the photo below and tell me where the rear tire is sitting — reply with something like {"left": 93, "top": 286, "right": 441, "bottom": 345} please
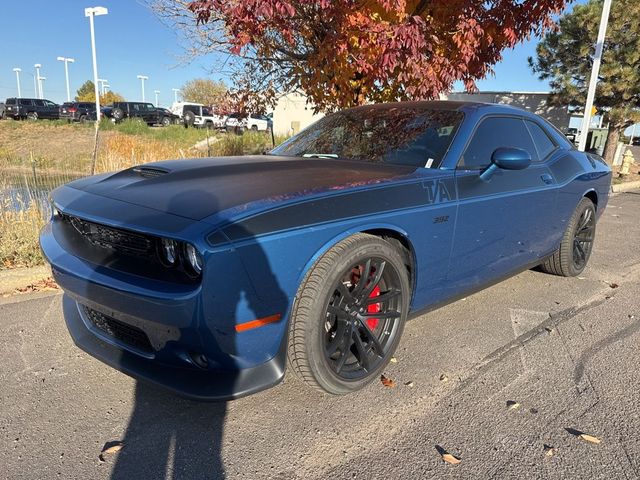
{"left": 288, "top": 233, "right": 410, "bottom": 395}
{"left": 112, "top": 108, "right": 124, "bottom": 122}
{"left": 27, "top": 112, "right": 38, "bottom": 121}
{"left": 183, "top": 111, "right": 195, "bottom": 127}
{"left": 540, "top": 197, "right": 596, "bottom": 277}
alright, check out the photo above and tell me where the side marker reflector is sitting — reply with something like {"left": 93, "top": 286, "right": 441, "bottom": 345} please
{"left": 235, "top": 314, "right": 282, "bottom": 333}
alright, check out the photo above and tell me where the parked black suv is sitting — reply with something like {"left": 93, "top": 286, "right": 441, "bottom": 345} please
{"left": 59, "top": 102, "right": 96, "bottom": 123}
{"left": 4, "top": 98, "right": 60, "bottom": 120}
{"left": 101, "top": 102, "right": 173, "bottom": 126}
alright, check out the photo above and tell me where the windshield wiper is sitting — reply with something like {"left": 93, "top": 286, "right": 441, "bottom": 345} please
{"left": 302, "top": 153, "right": 339, "bottom": 159}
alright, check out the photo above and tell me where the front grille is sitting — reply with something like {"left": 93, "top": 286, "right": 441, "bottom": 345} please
{"left": 63, "top": 214, "right": 153, "bottom": 257}
{"left": 83, "top": 306, "right": 154, "bottom": 353}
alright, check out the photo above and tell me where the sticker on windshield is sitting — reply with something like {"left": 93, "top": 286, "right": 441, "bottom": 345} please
{"left": 425, "top": 158, "right": 434, "bottom": 168}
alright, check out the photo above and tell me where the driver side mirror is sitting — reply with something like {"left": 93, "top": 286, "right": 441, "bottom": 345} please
{"left": 479, "top": 147, "right": 531, "bottom": 182}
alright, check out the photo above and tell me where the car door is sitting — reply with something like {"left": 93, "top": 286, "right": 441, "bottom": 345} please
{"left": 33, "top": 99, "right": 46, "bottom": 118}
{"left": 44, "top": 100, "right": 58, "bottom": 119}
{"left": 448, "top": 115, "right": 558, "bottom": 288}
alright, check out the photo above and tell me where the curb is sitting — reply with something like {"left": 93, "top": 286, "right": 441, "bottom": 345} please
{"left": 611, "top": 180, "right": 640, "bottom": 194}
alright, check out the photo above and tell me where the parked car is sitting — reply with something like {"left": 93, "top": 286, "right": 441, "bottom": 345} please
{"left": 157, "top": 108, "right": 180, "bottom": 125}
{"left": 0, "top": 102, "right": 5, "bottom": 119}
{"left": 101, "top": 102, "right": 174, "bottom": 126}
{"left": 3, "top": 98, "right": 59, "bottom": 120}
{"left": 225, "top": 113, "right": 270, "bottom": 133}
{"left": 170, "top": 102, "right": 226, "bottom": 129}
{"left": 565, "top": 127, "right": 579, "bottom": 144}
{"left": 59, "top": 102, "right": 96, "bottom": 123}
{"left": 40, "top": 101, "right": 611, "bottom": 400}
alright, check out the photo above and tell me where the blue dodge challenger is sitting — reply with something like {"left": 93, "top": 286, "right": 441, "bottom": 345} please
{"left": 40, "top": 101, "right": 611, "bottom": 400}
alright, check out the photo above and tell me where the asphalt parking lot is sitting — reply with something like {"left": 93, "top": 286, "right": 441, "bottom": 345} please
{"left": 2, "top": 191, "right": 640, "bottom": 480}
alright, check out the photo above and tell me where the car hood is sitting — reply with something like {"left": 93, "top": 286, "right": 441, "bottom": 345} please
{"left": 66, "top": 155, "right": 421, "bottom": 221}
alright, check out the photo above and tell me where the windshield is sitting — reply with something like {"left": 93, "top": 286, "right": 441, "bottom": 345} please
{"left": 270, "top": 106, "right": 463, "bottom": 168}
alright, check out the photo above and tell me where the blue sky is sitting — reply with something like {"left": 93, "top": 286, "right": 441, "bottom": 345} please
{"left": 0, "top": 0, "right": 225, "bottom": 106}
{"left": 0, "top": 0, "right": 598, "bottom": 108}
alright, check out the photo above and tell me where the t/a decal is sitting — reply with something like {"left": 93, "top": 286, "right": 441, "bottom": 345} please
{"left": 422, "top": 179, "right": 453, "bottom": 204}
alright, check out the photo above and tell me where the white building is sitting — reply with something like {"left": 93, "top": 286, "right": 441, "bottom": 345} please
{"left": 272, "top": 93, "right": 324, "bottom": 137}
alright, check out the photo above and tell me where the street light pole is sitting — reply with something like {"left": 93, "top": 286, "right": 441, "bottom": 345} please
{"left": 85, "top": 6, "right": 108, "bottom": 121}
{"left": 57, "top": 57, "right": 75, "bottom": 102}
{"left": 97, "top": 78, "right": 108, "bottom": 95}
{"left": 12, "top": 68, "right": 22, "bottom": 97}
{"left": 34, "top": 64, "right": 42, "bottom": 99}
{"left": 154, "top": 90, "right": 160, "bottom": 106}
{"left": 137, "top": 75, "right": 148, "bottom": 102}
{"left": 172, "top": 88, "right": 180, "bottom": 103}
{"left": 578, "top": 0, "right": 612, "bottom": 152}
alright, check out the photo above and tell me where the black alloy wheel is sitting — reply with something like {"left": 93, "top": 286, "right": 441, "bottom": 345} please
{"left": 288, "top": 233, "right": 410, "bottom": 394}
{"left": 572, "top": 205, "right": 595, "bottom": 270}
{"left": 323, "top": 257, "right": 403, "bottom": 380}
{"left": 540, "top": 197, "right": 597, "bottom": 277}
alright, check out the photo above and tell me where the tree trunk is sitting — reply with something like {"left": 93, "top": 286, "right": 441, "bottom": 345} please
{"left": 602, "top": 125, "right": 622, "bottom": 166}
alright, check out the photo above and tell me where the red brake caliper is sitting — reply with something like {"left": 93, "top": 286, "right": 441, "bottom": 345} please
{"left": 367, "top": 285, "right": 381, "bottom": 330}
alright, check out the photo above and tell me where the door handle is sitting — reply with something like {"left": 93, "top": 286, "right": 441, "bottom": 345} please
{"left": 541, "top": 173, "right": 554, "bottom": 185}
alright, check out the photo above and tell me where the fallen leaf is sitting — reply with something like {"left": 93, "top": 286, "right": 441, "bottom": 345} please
{"left": 435, "top": 445, "right": 461, "bottom": 465}
{"left": 442, "top": 453, "right": 461, "bottom": 465}
{"left": 439, "top": 374, "right": 448, "bottom": 382}
{"left": 99, "top": 441, "right": 124, "bottom": 462}
{"left": 579, "top": 433, "right": 601, "bottom": 444}
{"left": 543, "top": 444, "right": 555, "bottom": 457}
{"left": 380, "top": 374, "right": 396, "bottom": 388}
{"left": 14, "top": 277, "right": 59, "bottom": 294}
{"left": 506, "top": 400, "right": 520, "bottom": 410}
{"left": 390, "top": 357, "right": 398, "bottom": 363}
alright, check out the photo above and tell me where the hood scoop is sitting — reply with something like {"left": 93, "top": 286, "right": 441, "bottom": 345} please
{"left": 132, "top": 166, "right": 170, "bottom": 178}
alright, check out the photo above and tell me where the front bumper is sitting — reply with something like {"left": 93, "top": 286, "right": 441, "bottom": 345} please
{"left": 40, "top": 188, "right": 289, "bottom": 400}
{"left": 62, "top": 294, "right": 286, "bottom": 401}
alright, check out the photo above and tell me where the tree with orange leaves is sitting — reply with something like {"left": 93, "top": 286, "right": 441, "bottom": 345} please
{"left": 154, "top": 0, "right": 571, "bottom": 112}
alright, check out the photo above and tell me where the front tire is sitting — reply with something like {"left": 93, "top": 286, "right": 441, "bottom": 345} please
{"left": 288, "top": 234, "right": 410, "bottom": 395}
{"left": 540, "top": 197, "right": 596, "bottom": 277}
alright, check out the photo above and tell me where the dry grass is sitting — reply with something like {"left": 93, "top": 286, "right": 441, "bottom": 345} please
{"left": 0, "top": 120, "right": 289, "bottom": 270}
{"left": 0, "top": 199, "right": 46, "bottom": 269}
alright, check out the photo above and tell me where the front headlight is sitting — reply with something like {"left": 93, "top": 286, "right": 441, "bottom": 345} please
{"left": 159, "top": 238, "right": 178, "bottom": 266}
{"left": 184, "top": 243, "right": 203, "bottom": 275}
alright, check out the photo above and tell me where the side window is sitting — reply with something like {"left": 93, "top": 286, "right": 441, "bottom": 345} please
{"left": 44, "top": 100, "right": 56, "bottom": 107}
{"left": 20, "top": 99, "right": 33, "bottom": 106}
{"left": 460, "top": 117, "right": 538, "bottom": 169}
{"left": 525, "top": 120, "right": 556, "bottom": 160}
{"left": 34, "top": 100, "right": 45, "bottom": 107}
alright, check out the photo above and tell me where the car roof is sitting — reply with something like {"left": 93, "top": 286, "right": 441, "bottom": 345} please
{"left": 343, "top": 100, "right": 535, "bottom": 117}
